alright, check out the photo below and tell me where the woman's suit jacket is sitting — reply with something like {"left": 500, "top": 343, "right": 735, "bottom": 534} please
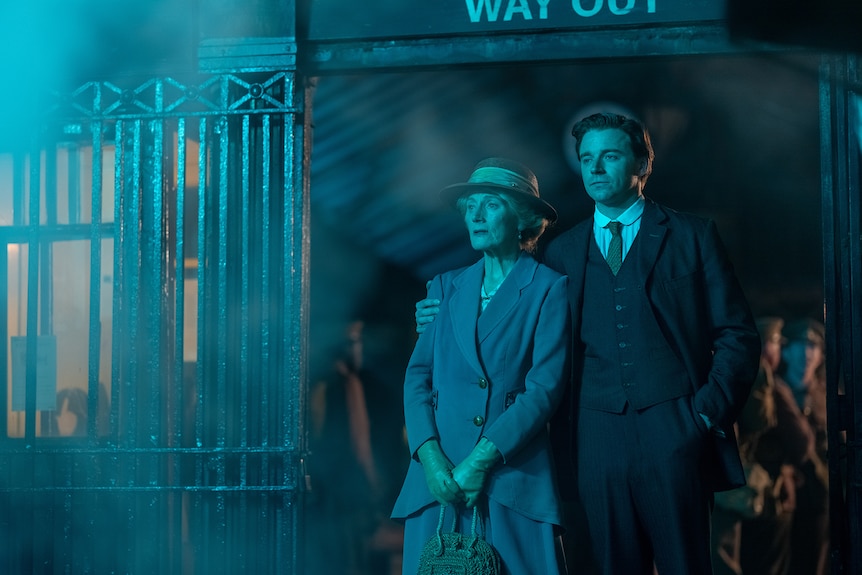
{"left": 545, "top": 198, "right": 761, "bottom": 492}
{"left": 391, "top": 251, "right": 570, "bottom": 524}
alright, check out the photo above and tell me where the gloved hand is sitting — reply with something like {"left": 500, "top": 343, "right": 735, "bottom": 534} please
{"left": 452, "top": 437, "right": 501, "bottom": 508}
{"left": 417, "top": 440, "right": 464, "bottom": 505}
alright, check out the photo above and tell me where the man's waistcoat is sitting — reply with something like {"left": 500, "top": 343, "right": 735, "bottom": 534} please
{"left": 579, "top": 235, "right": 691, "bottom": 413}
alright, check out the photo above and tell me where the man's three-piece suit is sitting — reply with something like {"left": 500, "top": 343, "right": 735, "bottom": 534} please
{"left": 545, "top": 198, "right": 761, "bottom": 574}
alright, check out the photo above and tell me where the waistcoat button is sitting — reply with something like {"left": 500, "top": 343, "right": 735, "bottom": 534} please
{"left": 473, "top": 416, "right": 485, "bottom": 427}
{"left": 478, "top": 378, "right": 487, "bottom": 389}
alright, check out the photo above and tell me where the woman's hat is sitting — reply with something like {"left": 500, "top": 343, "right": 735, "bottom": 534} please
{"left": 440, "top": 157, "right": 558, "bottom": 223}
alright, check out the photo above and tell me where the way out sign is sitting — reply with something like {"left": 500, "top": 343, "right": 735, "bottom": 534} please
{"left": 306, "top": 0, "right": 725, "bottom": 41}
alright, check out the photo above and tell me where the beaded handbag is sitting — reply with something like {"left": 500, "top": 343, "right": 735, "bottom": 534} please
{"left": 417, "top": 504, "right": 501, "bottom": 575}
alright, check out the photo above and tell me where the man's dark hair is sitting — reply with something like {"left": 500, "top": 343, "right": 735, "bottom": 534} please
{"left": 571, "top": 112, "right": 655, "bottom": 183}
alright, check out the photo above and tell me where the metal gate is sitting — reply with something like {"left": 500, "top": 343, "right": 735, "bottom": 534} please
{"left": 0, "top": 69, "right": 310, "bottom": 574}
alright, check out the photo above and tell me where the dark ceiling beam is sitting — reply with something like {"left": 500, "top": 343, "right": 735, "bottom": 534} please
{"left": 298, "top": 22, "right": 786, "bottom": 75}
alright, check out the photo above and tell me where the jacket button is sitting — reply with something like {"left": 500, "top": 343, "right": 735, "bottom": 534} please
{"left": 473, "top": 416, "right": 484, "bottom": 427}
{"left": 478, "top": 378, "right": 487, "bottom": 389}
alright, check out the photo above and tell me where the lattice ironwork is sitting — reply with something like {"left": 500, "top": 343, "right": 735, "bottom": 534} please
{"left": 50, "top": 72, "right": 298, "bottom": 121}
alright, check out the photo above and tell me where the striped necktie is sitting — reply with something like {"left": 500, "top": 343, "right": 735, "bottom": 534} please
{"left": 606, "top": 221, "right": 623, "bottom": 275}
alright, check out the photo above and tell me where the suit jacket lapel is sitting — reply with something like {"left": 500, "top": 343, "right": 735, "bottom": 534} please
{"left": 636, "top": 198, "right": 668, "bottom": 281}
{"left": 477, "top": 252, "right": 537, "bottom": 344}
{"left": 566, "top": 222, "right": 593, "bottom": 331}
{"left": 449, "top": 260, "right": 485, "bottom": 376}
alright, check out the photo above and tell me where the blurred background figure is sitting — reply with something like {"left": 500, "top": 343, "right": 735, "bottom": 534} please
{"left": 781, "top": 319, "right": 828, "bottom": 462}
{"left": 728, "top": 317, "right": 816, "bottom": 575}
{"left": 54, "top": 387, "right": 88, "bottom": 437}
{"left": 712, "top": 317, "right": 782, "bottom": 575}
{"left": 306, "top": 320, "right": 408, "bottom": 575}
{"left": 781, "top": 318, "right": 829, "bottom": 575}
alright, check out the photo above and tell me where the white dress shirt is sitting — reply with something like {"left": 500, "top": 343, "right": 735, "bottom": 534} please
{"left": 592, "top": 195, "right": 646, "bottom": 263}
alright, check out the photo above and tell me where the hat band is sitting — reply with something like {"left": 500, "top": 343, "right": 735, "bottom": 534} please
{"left": 467, "top": 167, "right": 537, "bottom": 197}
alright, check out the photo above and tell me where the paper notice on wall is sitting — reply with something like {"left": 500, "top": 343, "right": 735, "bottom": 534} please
{"left": 11, "top": 335, "right": 58, "bottom": 411}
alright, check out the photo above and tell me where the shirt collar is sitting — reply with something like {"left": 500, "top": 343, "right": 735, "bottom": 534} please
{"left": 593, "top": 195, "right": 645, "bottom": 227}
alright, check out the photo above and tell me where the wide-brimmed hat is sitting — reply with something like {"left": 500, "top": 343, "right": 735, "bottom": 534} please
{"left": 440, "top": 157, "right": 557, "bottom": 223}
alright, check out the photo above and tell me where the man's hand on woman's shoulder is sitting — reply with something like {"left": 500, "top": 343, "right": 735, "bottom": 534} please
{"left": 415, "top": 280, "right": 440, "bottom": 334}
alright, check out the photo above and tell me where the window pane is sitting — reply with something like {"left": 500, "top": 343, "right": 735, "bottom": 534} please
{"left": 4, "top": 238, "right": 114, "bottom": 438}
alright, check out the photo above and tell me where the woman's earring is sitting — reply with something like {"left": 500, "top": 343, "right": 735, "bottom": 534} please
{"left": 517, "top": 230, "right": 523, "bottom": 241}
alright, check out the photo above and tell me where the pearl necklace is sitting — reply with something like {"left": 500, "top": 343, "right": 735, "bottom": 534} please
{"left": 481, "top": 283, "right": 500, "bottom": 302}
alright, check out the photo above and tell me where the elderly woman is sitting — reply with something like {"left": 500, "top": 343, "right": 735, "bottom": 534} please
{"left": 391, "top": 157, "right": 570, "bottom": 574}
